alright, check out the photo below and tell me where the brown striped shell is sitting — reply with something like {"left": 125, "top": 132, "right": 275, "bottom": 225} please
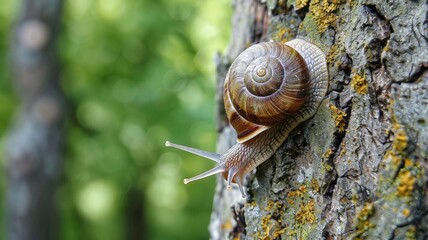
{"left": 224, "top": 42, "right": 311, "bottom": 143}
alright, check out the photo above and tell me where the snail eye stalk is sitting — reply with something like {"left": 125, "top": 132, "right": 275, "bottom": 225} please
{"left": 165, "top": 141, "right": 226, "bottom": 184}
{"left": 165, "top": 141, "right": 220, "bottom": 163}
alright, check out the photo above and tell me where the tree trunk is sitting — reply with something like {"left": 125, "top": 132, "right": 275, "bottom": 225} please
{"left": 210, "top": 0, "right": 428, "bottom": 239}
{"left": 6, "top": 0, "right": 65, "bottom": 239}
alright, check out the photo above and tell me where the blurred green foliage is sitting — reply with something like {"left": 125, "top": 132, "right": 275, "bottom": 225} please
{"left": 0, "top": 1, "right": 18, "bottom": 237}
{"left": 0, "top": 0, "right": 231, "bottom": 239}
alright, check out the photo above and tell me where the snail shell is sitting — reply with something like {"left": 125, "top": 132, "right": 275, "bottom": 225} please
{"left": 224, "top": 41, "right": 311, "bottom": 143}
{"left": 166, "top": 39, "right": 328, "bottom": 197}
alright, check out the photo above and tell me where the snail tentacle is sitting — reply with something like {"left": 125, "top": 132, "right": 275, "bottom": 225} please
{"left": 182, "top": 163, "right": 226, "bottom": 185}
{"left": 165, "top": 141, "right": 220, "bottom": 163}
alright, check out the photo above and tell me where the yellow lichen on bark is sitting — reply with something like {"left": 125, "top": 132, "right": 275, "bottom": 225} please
{"left": 383, "top": 123, "right": 409, "bottom": 168}
{"left": 295, "top": 0, "right": 310, "bottom": 10}
{"left": 273, "top": 27, "right": 292, "bottom": 43}
{"left": 351, "top": 72, "right": 368, "bottom": 94}
{"left": 392, "top": 125, "right": 408, "bottom": 153}
{"left": 287, "top": 185, "right": 307, "bottom": 198}
{"left": 357, "top": 203, "right": 374, "bottom": 221}
{"left": 322, "top": 148, "right": 334, "bottom": 159}
{"left": 329, "top": 104, "right": 347, "bottom": 132}
{"left": 296, "top": 200, "right": 316, "bottom": 224}
{"left": 355, "top": 202, "right": 376, "bottom": 236}
{"left": 396, "top": 170, "right": 416, "bottom": 197}
{"left": 309, "top": 0, "right": 344, "bottom": 33}
{"left": 402, "top": 208, "right": 410, "bottom": 217}
{"left": 221, "top": 219, "right": 233, "bottom": 230}
{"left": 311, "top": 178, "right": 320, "bottom": 192}
{"left": 406, "top": 226, "right": 417, "bottom": 240}
{"left": 258, "top": 201, "right": 286, "bottom": 240}
{"left": 326, "top": 43, "right": 340, "bottom": 65}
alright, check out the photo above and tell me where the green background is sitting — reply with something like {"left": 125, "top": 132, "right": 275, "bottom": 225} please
{"left": 0, "top": 0, "right": 231, "bottom": 239}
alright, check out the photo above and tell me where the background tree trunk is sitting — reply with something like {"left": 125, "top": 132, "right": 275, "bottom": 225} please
{"left": 6, "top": 0, "right": 64, "bottom": 239}
{"left": 210, "top": 0, "right": 427, "bottom": 239}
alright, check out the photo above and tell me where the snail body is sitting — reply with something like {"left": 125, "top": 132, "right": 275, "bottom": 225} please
{"left": 166, "top": 39, "right": 328, "bottom": 197}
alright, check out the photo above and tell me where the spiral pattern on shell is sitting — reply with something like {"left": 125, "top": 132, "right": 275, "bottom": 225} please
{"left": 224, "top": 42, "right": 311, "bottom": 142}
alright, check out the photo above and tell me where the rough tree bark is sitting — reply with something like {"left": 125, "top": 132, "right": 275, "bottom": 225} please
{"left": 210, "top": 0, "right": 427, "bottom": 239}
{"left": 6, "top": 0, "right": 65, "bottom": 240}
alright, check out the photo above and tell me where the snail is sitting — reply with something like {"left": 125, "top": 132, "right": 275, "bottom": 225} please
{"left": 166, "top": 38, "right": 328, "bottom": 198}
